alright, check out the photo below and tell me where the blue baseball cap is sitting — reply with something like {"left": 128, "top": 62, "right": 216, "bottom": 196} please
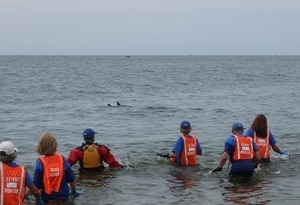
{"left": 83, "top": 128, "right": 97, "bottom": 139}
{"left": 180, "top": 120, "right": 191, "bottom": 129}
{"left": 232, "top": 122, "right": 244, "bottom": 129}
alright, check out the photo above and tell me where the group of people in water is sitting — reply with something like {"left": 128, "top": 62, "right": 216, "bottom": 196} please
{"left": 0, "top": 113, "right": 287, "bottom": 205}
{"left": 157, "top": 113, "right": 287, "bottom": 176}
{"left": 0, "top": 128, "right": 123, "bottom": 205}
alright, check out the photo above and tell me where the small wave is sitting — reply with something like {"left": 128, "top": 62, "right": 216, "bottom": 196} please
{"left": 213, "top": 108, "right": 231, "bottom": 114}
{"left": 272, "top": 154, "right": 289, "bottom": 160}
{"left": 189, "top": 107, "right": 203, "bottom": 111}
{"left": 144, "top": 106, "right": 180, "bottom": 113}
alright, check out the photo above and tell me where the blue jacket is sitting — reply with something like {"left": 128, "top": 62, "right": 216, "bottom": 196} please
{"left": 33, "top": 155, "right": 75, "bottom": 202}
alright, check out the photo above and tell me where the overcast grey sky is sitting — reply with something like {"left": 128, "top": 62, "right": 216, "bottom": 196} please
{"left": 1, "top": 0, "right": 299, "bottom": 55}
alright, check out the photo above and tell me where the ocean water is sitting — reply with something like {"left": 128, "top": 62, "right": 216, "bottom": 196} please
{"left": 1, "top": 55, "right": 300, "bottom": 204}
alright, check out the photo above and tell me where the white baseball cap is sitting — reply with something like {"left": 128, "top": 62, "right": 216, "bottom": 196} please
{"left": 0, "top": 141, "right": 18, "bottom": 155}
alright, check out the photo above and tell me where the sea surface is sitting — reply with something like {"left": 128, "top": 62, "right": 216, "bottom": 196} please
{"left": 1, "top": 55, "right": 300, "bottom": 204}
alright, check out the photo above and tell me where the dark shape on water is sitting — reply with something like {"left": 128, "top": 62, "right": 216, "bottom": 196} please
{"left": 108, "top": 101, "right": 121, "bottom": 107}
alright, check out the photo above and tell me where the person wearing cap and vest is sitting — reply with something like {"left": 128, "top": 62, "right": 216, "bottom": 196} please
{"left": 212, "top": 122, "right": 261, "bottom": 177}
{"left": 32, "top": 132, "right": 79, "bottom": 205}
{"left": 67, "top": 128, "right": 123, "bottom": 172}
{"left": 0, "top": 141, "right": 44, "bottom": 205}
{"left": 158, "top": 121, "right": 202, "bottom": 166}
{"left": 245, "top": 114, "right": 288, "bottom": 163}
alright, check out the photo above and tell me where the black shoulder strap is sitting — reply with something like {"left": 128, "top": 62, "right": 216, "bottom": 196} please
{"left": 76, "top": 143, "right": 88, "bottom": 151}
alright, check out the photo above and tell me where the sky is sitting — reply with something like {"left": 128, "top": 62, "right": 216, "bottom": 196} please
{"left": 1, "top": 0, "right": 300, "bottom": 55}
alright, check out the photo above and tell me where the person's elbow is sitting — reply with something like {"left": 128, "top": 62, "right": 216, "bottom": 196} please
{"left": 67, "top": 159, "right": 75, "bottom": 166}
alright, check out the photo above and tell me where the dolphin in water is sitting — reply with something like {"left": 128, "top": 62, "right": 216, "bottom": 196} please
{"left": 108, "top": 101, "right": 121, "bottom": 107}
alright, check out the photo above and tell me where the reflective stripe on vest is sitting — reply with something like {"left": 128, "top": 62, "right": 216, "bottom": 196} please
{"left": 0, "top": 161, "right": 26, "bottom": 205}
{"left": 254, "top": 131, "right": 270, "bottom": 159}
{"left": 181, "top": 135, "right": 197, "bottom": 166}
{"left": 233, "top": 135, "right": 254, "bottom": 160}
{"left": 39, "top": 154, "right": 64, "bottom": 194}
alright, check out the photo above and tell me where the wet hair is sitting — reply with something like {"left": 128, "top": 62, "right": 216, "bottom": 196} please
{"left": 36, "top": 132, "right": 57, "bottom": 156}
{"left": 251, "top": 114, "right": 268, "bottom": 138}
{"left": 0, "top": 152, "right": 17, "bottom": 163}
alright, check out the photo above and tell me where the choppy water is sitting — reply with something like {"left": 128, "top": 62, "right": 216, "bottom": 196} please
{"left": 1, "top": 55, "right": 300, "bottom": 204}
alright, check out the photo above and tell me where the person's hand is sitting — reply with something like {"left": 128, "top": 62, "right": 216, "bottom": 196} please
{"left": 254, "top": 163, "right": 261, "bottom": 173}
{"left": 156, "top": 153, "right": 169, "bottom": 159}
{"left": 281, "top": 150, "right": 288, "bottom": 155}
{"left": 212, "top": 166, "right": 222, "bottom": 172}
{"left": 36, "top": 199, "right": 45, "bottom": 205}
{"left": 161, "top": 153, "right": 169, "bottom": 158}
{"left": 70, "top": 189, "right": 81, "bottom": 197}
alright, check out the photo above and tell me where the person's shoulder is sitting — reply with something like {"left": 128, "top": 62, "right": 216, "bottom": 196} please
{"left": 176, "top": 136, "right": 184, "bottom": 142}
{"left": 268, "top": 130, "right": 274, "bottom": 136}
{"left": 268, "top": 131, "right": 276, "bottom": 140}
{"left": 190, "top": 135, "right": 200, "bottom": 141}
{"left": 97, "top": 144, "right": 111, "bottom": 151}
{"left": 193, "top": 135, "right": 200, "bottom": 140}
{"left": 75, "top": 144, "right": 85, "bottom": 150}
{"left": 92, "top": 142, "right": 104, "bottom": 148}
{"left": 93, "top": 142, "right": 101, "bottom": 146}
{"left": 6, "top": 161, "right": 20, "bottom": 167}
{"left": 225, "top": 135, "right": 235, "bottom": 143}
{"left": 245, "top": 128, "right": 254, "bottom": 136}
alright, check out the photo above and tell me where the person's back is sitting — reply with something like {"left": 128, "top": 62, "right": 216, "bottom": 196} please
{"left": 76, "top": 141, "right": 105, "bottom": 171}
{"left": 174, "top": 135, "right": 199, "bottom": 165}
{"left": 67, "top": 128, "right": 123, "bottom": 172}
{"left": 157, "top": 121, "right": 202, "bottom": 166}
{"left": 0, "top": 141, "right": 44, "bottom": 205}
{"left": 245, "top": 114, "right": 287, "bottom": 163}
{"left": 34, "top": 132, "right": 78, "bottom": 204}
{"left": 212, "top": 122, "right": 260, "bottom": 177}
{"left": 0, "top": 161, "right": 27, "bottom": 204}
{"left": 229, "top": 134, "right": 257, "bottom": 176}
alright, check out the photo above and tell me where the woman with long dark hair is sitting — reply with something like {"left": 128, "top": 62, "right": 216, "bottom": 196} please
{"left": 245, "top": 114, "right": 287, "bottom": 163}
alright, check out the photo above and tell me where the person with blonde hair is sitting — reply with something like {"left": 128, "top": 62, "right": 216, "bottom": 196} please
{"left": 245, "top": 114, "right": 287, "bottom": 163}
{"left": 0, "top": 141, "right": 44, "bottom": 205}
{"left": 33, "top": 132, "right": 79, "bottom": 205}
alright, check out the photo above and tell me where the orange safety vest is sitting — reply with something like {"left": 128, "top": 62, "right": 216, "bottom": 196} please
{"left": 254, "top": 131, "right": 270, "bottom": 159}
{"left": 172, "top": 136, "right": 198, "bottom": 166}
{"left": 0, "top": 162, "right": 26, "bottom": 205}
{"left": 232, "top": 135, "right": 254, "bottom": 161}
{"left": 39, "top": 154, "right": 64, "bottom": 194}
{"left": 82, "top": 144, "right": 102, "bottom": 169}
